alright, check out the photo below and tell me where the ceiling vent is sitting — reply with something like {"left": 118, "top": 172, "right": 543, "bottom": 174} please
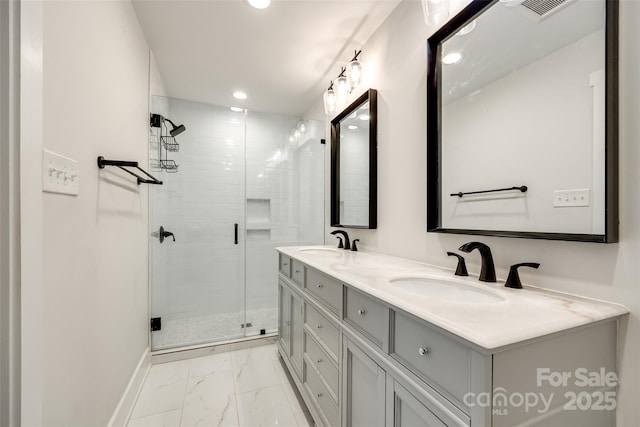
{"left": 512, "top": 0, "right": 574, "bottom": 23}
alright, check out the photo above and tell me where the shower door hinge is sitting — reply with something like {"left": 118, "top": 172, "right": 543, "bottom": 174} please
{"left": 150, "top": 317, "right": 162, "bottom": 331}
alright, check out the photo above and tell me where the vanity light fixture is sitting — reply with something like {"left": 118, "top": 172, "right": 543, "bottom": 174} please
{"left": 335, "top": 68, "right": 349, "bottom": 108}
{"left": 322, "top": 50, "right": 366, "bottom": 116}
{"left": 443, "top": 52, "right": 463, "bottom": 65}
{"left": 323, "top": 81, "right": 337, "bottom": 115}
{"left": 346, "top": 50, "right": 363, "bottom": 91}
{"left": 421, "top": 0, "right": 450, "bottom": 26}
{"left": 247, "top": 0, "right": 270, "bottom": 9}
{"left": 233, "top": 91, "right": 247, "bottom": 100}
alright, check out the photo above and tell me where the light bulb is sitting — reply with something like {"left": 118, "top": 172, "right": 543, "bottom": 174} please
{"left": 347, "top": 59, "right": 363, "bottom": 91}
{"left": 323, "top": 89, "right": 336, "bottom": 115}
{"left": 335, "top": 75, "right": 349, "bottom": 107}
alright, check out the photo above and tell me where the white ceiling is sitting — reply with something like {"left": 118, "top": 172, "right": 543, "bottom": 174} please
{"left": 441, "top": 0, "right": 604, "bottom": 103}
{"left": 132, "top": 0, "right": 401, "bottom": 117}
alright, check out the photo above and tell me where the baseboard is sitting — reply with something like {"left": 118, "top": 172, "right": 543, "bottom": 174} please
{"left": 107, "top": 348, "right": 151, "bottom": 427}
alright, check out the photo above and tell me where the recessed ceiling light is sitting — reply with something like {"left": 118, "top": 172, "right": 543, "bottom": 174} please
{"left": 348, "top": 125, "right": 358, "bottom": 130}
{"left": 359, "top": 114, "right": 370, "bottom": 121}
{"left": 248, "top": 0, "right": 270, "bottom": 9}
{"left": 443, "top": 52, "right": 463, "bottom": 65}
{"left": 230, "top": 107, "right": 244, "bottom": 112}
{"left": 233, "top": 91, "right": 247, "bottom": 100}
{"left": 457, "top": 20, "right": 476, "bottom": 36}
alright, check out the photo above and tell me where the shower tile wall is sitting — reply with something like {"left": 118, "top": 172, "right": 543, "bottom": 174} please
{"left": 150, "top": 96, "right": 324, "bottom": 349}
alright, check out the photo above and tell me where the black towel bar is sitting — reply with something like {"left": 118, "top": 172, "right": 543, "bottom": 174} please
{"left": 97, "top": 156, "right": 162, "bottom": 185}
{"left": 451, "top": 185, "right": 527, "bottom": 198}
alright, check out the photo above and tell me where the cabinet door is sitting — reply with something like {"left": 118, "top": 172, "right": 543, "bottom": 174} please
{"left": 290, "top": 289, "right": 304, "bottom": 378}
{"left": 278, "top": 281, "right": 291, "bottom": 356}
{"left": 343, "top": 338, "right": 386, "bottom": 427}
{"left": 387, "top": 379, "right": 447, "bottom": 427}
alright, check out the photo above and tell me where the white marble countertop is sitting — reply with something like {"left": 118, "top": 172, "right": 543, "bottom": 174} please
{"left": 277, "top": 245, "right": 629, "bottom": 352}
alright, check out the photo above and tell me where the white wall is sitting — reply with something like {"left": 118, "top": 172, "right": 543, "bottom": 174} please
{"left": 324, "top": 1, "right": 640, "bottom": 425}
{"left": 442, "top": 30, "right": 604, "bottom": 234}
{"left": 42, "top": 1, "right": 151, "bottom": 425}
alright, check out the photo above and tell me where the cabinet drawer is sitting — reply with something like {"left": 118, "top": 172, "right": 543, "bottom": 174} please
{"left": 305, "top": 268, "right": 342, "bottom": 315}
{"left": 279, "top": 254, "right": 291, "bottom": 277}
{"left": 305, "top": 302, "right": 340, "bottom": 361}
{"left": 291, "top": 260, "right": 305, "bottom": 287}
{"left": 305, "top": 332, "right": 339, "bottom": 399}
{"left": 304, "top": 360, "right": 339, "bottom": 427}
{"left": 391, "top": 311, "right": 471, "bottom": 403}
{"left": 344, "top": 287, "right": 387, "bottom": 349}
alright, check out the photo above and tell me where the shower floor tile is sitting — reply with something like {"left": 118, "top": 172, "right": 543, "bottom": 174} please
{"left": 154, "top": 307, "right": 278, "bottom": 350}
{"left": 127, "top": 344, "right": 313, "bottom": 427}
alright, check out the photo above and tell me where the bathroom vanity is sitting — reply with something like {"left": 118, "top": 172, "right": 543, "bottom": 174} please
{"left": 276, "top": 246, "right": 627, "bottom": 427}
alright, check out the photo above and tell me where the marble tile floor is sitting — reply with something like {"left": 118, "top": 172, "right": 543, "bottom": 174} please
{"left": 155, "top": 308, "right": 279, "bottom": 350}
{"left": 127, "top": 344, "right": 315, "bottom": 427}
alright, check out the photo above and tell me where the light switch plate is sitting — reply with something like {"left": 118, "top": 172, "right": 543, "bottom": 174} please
{"left": 553, "top": 189, "right": 590, "bottom": 207}
{"left": 43, "top": 149, "right": 79, "bottom": 195}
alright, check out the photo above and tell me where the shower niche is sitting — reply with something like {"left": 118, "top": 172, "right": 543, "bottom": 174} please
{"left": 149, "top": 96, "right": 325, "bottom": 351}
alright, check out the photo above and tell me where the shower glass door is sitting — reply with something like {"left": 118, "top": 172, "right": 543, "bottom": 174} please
{"left": 150, "top": 97, "right": 247, "bottom": 350}
{"left": 149, "top": 96, "right": 324, "bottom": 351}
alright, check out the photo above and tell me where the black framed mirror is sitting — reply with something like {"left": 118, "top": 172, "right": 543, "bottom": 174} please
{"left": 427, "top": 0, "right": 618, "bottom": 243}
{"left": 331, "top": 89, "right": 377, "bottom": 229}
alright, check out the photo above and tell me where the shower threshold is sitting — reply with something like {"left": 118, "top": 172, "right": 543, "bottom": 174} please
{"left": 152, "top": 307, "right": 278, "bottom": 351}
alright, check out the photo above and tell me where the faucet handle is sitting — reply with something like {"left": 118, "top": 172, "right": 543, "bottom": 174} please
{"left": 505, "top": 262, "right": 540, "bottom": 289}
{"left": 446, "top": 252, "right": 468, "bottom": 276}
{"left": 351, "top": 239, "right": 359, "bottom": 252}
{"left": 335, "top": 236, "right": 344, "bottom": 249}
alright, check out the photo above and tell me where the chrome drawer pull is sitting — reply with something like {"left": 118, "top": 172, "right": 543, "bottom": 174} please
{"left": 418, "top": 347, "right": 429, "bottom": 356}
{"left": 283, "top": 262, "right": 288, "bottom": 266}
{"left": 357, "top": 309, "right": 366, "bottom": 316}
{"left": 317, "top": 324, "right": 323, "bottom": 329}
{"left": 316, "top": 358, "right": 323, "bottom": 364}
{"left": 316, "top": 283, "right": 324, "bottom": 288}
{"left": 316, "top": 392, "right": 323, "bottom": 398}
{"left": 295, "top": 270, "right": 300, "bottom": 274}
{"left": 285, "top": 321, "right": 291, "bottom": 326}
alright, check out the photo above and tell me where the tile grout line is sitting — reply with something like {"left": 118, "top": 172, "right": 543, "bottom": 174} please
{"left": 230, "top": 347, "right": 243, "bottom": 426}
{"left": 177, "top": 359, "right": 192, "bottom": 427}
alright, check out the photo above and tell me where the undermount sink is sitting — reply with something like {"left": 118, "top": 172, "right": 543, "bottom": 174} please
{"left": 390, "top": 276, "right": 505, "bottom": 304}
{"left": 299, "top": 248, "right": 342, "bottom": 255}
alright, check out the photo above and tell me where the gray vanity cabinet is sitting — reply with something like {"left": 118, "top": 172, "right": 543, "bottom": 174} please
{"left": 278, "top": 280, "right": 291, "bottom": 356}
{"left": 278, "top": 279, "right": 304, "bottom": 379}
{"left": 387, "top": 380, "right": 447, "bottom": 427}
{"left": 277, "top": 251, "right": 620, "bottom": 427}
{"left": 342, "top": 338, "right": 386, "bottom": 427}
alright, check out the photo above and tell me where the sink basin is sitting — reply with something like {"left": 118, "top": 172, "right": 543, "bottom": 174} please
{"left": 299, "top": 248, "right": 342, "bottom": 255}
{"left": 390, "top": 276, "right": 505, "bottom": 304}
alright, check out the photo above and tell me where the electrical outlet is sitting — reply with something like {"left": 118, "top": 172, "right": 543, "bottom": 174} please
{"left": 43, "top": 149, "right": 79, "bottom": 196}
{"left": 553, "top": 189, "right": 590, "bottom": 207}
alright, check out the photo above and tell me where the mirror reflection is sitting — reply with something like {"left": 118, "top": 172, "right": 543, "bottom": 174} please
{"left": 331, "top": 89, "right": 377, "bottom": 229}
{"left": 428, "top": 0, "right": 617, "bottom": 242}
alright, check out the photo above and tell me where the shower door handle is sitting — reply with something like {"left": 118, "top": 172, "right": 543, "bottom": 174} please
{"left": 234, "top": 223, "right": 238, "bottom": 245}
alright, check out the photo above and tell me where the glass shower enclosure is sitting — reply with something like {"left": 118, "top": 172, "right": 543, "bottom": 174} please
{"left": 149, "top": 96, "right": 325, "bottom": 351}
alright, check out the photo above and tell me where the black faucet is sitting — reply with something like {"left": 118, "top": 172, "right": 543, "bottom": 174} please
{"left": 330, "top": 230, "right": 350, "bottom": 250}
{"left": 446, "top": 252, "right": 468, "bottom": 276}
{"left": 505, "top": 263, "right": 540, "bottom": 289}
{"left": 458, "top": 242, "right": 496, "bottom": 282}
